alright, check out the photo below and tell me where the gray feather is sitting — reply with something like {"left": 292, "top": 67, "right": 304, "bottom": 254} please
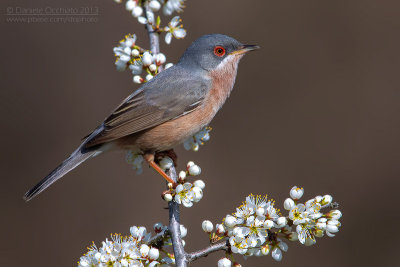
{"left": 24, "top": 128, "right": 104, "bottom": 201}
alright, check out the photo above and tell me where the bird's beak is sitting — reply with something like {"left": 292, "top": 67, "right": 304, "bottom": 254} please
{"left": 229, "top": 44, "right": 260, "bottom": 55}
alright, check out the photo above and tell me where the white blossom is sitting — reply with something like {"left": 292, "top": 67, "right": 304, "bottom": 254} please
{"left": 162, "top": 0, "right": 184, "bottom": 16}
{"left": 126, "top": 150, "right": 144, "bottom": 174}
{"left": 183, "top": 127, "right": 211, "bottom": 151}
{"left": 164, "top": 16, "right": 186, "bottom": 44}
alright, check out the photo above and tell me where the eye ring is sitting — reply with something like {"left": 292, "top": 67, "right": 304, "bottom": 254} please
{"left": 214, "top": 46, "right": 226, "bottom": 57}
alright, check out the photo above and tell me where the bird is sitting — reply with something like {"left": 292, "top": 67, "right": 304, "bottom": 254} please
{"left": 24, "top": 34, "right": 259, "bottom": 201}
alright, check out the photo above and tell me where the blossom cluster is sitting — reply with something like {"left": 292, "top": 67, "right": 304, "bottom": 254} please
{"left": 161, "top": 160, "right": 205, "bottom": 207}
{"left": 78, "top": 222, "right": 192, "bottom": 266}
{"left": 112, "top": 0, "right": 187, "bottom": 83}
{"left": 183, "top": 127, "right": 211, "bottom": 152}
{"left": 78, "top": 225, "right": 173, "bottom": 267}
{"left": 202, "top": 186, "right": 342, "bottom": 264}
{"left": 113, "top": 34, "right": 171, "bottom": 83}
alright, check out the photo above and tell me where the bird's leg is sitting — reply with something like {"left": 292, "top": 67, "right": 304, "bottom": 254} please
{"left": 144, "top": 153, "right": 176, "bottom": 186}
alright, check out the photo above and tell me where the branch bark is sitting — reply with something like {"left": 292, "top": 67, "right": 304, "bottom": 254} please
{"left": 143, "top": 2, "right": 163, "bottom": 72}
{"left": 166, "top": 167, "right": 187, "bottom": 267}
{"left": 187, "top": 240, "right": 229, "bottom": 263}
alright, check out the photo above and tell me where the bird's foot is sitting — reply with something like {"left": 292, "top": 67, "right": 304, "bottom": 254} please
{"left": 144, "top": 153, "right": 177, "bottom": 187}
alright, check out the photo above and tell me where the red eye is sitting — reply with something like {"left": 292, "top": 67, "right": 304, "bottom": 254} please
{"left": 214, "top": 46, "right": 226, "bottom": 57}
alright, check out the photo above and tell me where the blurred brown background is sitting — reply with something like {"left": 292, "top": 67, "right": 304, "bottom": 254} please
{"left": 1, "top": 0, "right": 399, "bottom": 266}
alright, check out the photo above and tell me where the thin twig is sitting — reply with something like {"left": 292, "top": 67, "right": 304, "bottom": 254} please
{"left": 187, "top": 240, "right": 229, "bottom": 262}
{"left": 147, "top": 229, "right": 170, "bottom": 247}
{"left": 143, "top": 2, "right": 163, "bottom": 72}
{"left": 166, "top": 167, "right": 187, "bottom": 267}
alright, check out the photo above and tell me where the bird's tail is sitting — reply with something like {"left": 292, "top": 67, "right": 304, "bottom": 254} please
{"left": 23, "top": 148, "right": 97, "bottom": 201}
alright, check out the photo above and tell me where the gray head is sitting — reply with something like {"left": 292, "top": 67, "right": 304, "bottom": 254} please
{"left": 178, "top": 34, "right": 259, "bottom": 71}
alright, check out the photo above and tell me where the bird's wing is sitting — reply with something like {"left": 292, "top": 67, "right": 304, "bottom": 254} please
{"left": 84, "top": 67, "right": 209, "bottom": 148}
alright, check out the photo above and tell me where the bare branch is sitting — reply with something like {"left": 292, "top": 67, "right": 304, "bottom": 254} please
{"left": 166, "top": 166, "right": 187, "bottom": 267}
{"left": 187, "top": 240, "right": 229, "bottom": 263}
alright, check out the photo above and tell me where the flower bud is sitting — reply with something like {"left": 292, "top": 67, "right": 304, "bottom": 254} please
{"left": 216, "top": 224, "right": 225, "bottom": 234}
{"left": 180, "top": 225, "right": 187, "bottom": 238}
{"left": 148, "top": 247, "right": 159, "bottom": 260}
{"left": 202, "top": 220, "right": 214, "bottom": 233}
{"left": 155, "top": 53, "right": 166, "bottom": 65}
{"left": 153, "top": 222, "right": 163, "bottom": 232}
{"left": 218, "top": 258, "right": 232, "bottom": 267}
{"left": 186, "top": 161, "right": 194, "bottom": 168}
{"left": 140, "top": 244, "right": 150, "bottom": 257}
{"left": 164, "top": 193, "right": 172, "bottom": 202}
{"left": 142, "top": 52, "right": 153, "bottom": 66}
{"left": 263, "top": 219, "right": 274, "bottom": 229}
{"left": 188, "top": 164, "right": 201, "bottom": 176}
{"left": 290, "top": 186, "right": 304, "bottom": 200}
{"left": 131, "top": 49, "right": 140, "bottom": 57}
{"left": 159, "top": 157, "right": 173, "bottom": 170}
{"left": 125, "top": 0, "right": 136, "bottom": 11}
{"left": 193, "top": 180, "right": 205, "bottom": 189}
{"left": 132, "top": 6, "right": 143, "bottom": 17}
{"left": 224, "top": 215, "right": 236, "bottom": 228}
{"left": 146, "top": 74, "right": 154, "bottom": 81}
{"left": 284, "top": 198, "right": 295, "bottom": 210}
{"left": 149, "top": 0, "right": 161, "bottom": 11}
{"left": 178, "top": 171, "right": 186, "bottom": 181}
{"left": 276, "top": 217, "right": 287, "bottom": 228}
{"left": 149, "top": 64, "right": 157, "bottom": 72}
{"left": 256, "top": 207, "right": 265, "bottom": 216}
{"left": 133, "top": 75, "right": 143, "bottom": 84}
